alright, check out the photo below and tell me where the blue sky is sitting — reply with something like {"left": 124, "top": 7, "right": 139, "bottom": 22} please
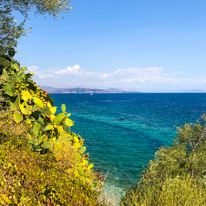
{"left": 15, "top": 0, "right": 206, "bottom": 92}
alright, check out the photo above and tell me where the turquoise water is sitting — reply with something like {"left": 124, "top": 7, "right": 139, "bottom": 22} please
{"left": 51, "top": 93, "right": 206, "bottom": 189}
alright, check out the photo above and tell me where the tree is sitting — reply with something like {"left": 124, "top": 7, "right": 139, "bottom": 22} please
{"left": 0, "top": 0, "right": 72, "bottom": 54}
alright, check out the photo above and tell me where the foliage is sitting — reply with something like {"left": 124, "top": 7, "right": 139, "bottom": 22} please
{"left": 0, "top": 7, "right": 27, "bottom": 54}
{"left": 0, "top": 55, "right": 102, "bottom": 188}
{"left": 0, "top": 0, "right": 72, "bottom": 54}
{"left": 121, "top": 116, "right": 206, "bottom": 206}
{"left": 0, "top": 134, "right": 104, "bottom": 205}
{"left": 121, "top": 175, "right": 206, "bottom": 206}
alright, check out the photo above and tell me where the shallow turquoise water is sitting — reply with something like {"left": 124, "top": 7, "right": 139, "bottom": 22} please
{"left": 51, "top": 93, "right": 206, "bottom": 189}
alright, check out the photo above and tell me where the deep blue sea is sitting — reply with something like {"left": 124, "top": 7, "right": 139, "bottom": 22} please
{"left": 51, "top": 93, "right": 206, "bottom": 191}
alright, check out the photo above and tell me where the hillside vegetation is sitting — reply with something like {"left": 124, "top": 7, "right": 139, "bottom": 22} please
{"left": 121, "top": 115, "right": 206, "bottom": 205}
{"left": 0, "top": 54, "right": 105, "bottom": 205}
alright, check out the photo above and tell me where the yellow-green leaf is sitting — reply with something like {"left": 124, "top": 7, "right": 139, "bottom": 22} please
{"left": 26, "top": 118, "right": 32, "bottom": 125}
{"left": 41, "top": 141, "right": 52, "bottom": 149}
{"left": 33, "top": 122, "right": 41, "bottom": 137}
{"left": 54, "top": 113, "right": 65, "bottom": 124}
{"left": 43, "top": 124, "right": 54, "bottom": 131}
{"left": 32, "top": 97, "right": 43, "bottom": 108}
{"left": 3, "top": 83, "right": 15, "bottom": 96}
{"left": 22, "top": 90, "right": 32, "bottom": 101}
{"left": 65, "top": 118, "right": 73, "bottom": 127}
{"left": 57, "top": 126, "right": 64, "bottom": 135}
{"left": 13, "top": 112, "right": 23, "bottom": 123}
{"left": 88, "top": 163, "right": 94, "bottom": 169}
{"left": 50, "top": 107, "right": 57, "bottom": 114}
{"left": 20, "top": 102, "right": 31, "bottom": 115}
{"left": 61, "top": 104, "right": 66, "bottom": 113}
{"left": 10, "top": 95, "right": 20, "bottom": 110}
{"left": 79, "top": 146, "right": 86, "bottom": 153}
{"left": 11, "top": 61, "right": 19, "bottom": 71}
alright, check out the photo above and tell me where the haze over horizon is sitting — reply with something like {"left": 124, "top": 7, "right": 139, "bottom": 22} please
{"left": 15, "top": 0, "right": 206, "bottom": 92}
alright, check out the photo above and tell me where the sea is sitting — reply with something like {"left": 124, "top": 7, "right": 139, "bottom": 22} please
{"left": 51, "top": 93, "right": 206, "bottom": 202}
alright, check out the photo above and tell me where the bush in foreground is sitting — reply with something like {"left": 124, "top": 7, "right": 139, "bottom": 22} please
{"left": 0, "top": 54, "right": 105, "bottom": 205}
{"left": 0, "top": 134, "right": 103, "bottom": 205}
{"left": 121, "top": 116, "right": 206, "bottom": 206}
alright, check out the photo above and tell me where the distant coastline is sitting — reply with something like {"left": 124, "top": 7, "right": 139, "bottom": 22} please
{"left": 40, "top": 86, "right": 206, "bottom": 94}
{"left": 41, "top": 86, "right": 141, "bottom": 94}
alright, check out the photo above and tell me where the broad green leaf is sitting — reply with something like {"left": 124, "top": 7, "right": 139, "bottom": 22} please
{"left": 43, "top": 135, "right": 49, "bottom": 143}
{"left": 41, "top": 141, "right": 52, "bottom": 149}
{"left": 20, "top": 102, "right": 31, "bottom": 115}
{"left": 15, "top": 95, "right": 20, "bottom": 107}
{"left": 21, "top": 90, "right": 32, "bottom": 101}
{"left": 77, "top": 168, "right": 85, "bottom": 176}
{"left": 18, "top": 74, "right": 26, "bottom": 81}
{"left": 11, "top": 61, "right": 19, "bottom": 71}
{"left": 73, "top": 142, "right": 81, "bottom": 149}
{"left": 88, "top": 163, "right": 94, "bottom": 170}
{"left": 43, "top": 124, "right": 54, "bottom": 131}
{"left": 66, "top": 113, "right": 71, "bottom": 117}
{"left": 50, "top": 107, "right": 57, "bottom": 114}
{"left": 79, "top": 146, "right": 86, "bottom": 153}
{"left": 37, "top": 134, "right": 44, "bottom": 144}
{"left": 41, "top": 106, "right": 52, "bottom": 115}
{"left": 10, "top": 95, "right": 20, "bottom": 110}
{"left": 75, "top": 153, "right": 82, "bottom": 163}
{"left": 7, "top": 75, "right": 19, "bottom": 83}
{"left": 1, "top": 69, "right": 8, "bottom": 81}
{"left": 37, "top": 117, "right": 44, "bottom": 125}
{"left": 24, "top": 73, "right": 33, "bottom": 80}
{"left": 32, "top": 97, "right": 43, "bottom": 108}
{"left": 10, "top": 102, "right": 18, "bottom": 111}
{"left": 61, "top": 104, "right": 66, "bottom": 113}
{"left": 65, "top": 118, "right": 73, "bottom": 127}
{"left": 26, "top": 118, "right": 31, "bottom": 125}
{"left": 47, "top": 102, "right": 52, "bottom": 107}
{"left": 17, "top": 67, "right": 27, "bottom": 77}
{"left": 3, "top": 83, "right": 15, "bottom": 96}
{"left": 54, "top": 113, "right": 65, "bottom": 124}
{"left": 57, "top": 126, "right": 64, "bottom": 134}
{"left": 13, "top": 112, "right": 23, "bottom": 123}
{"left": 74, "top": 135, "right": 79, "bottom": 143}
{"left": 33, "top": 122, "right": 41, "bottom": 137}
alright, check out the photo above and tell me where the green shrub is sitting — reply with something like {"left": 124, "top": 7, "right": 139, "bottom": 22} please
{"left": 0, "top": 136, "right": 104, "bottom": 206}
{"left": 121, "top": 175, "right": 206, "bottom": 206}
{"left": 121, "top": 116, "right": 206, "bottom": 206}
{"left": 0, "top": 54, "right": 101, "bottom": 187}
{"left": 0, "top": 54, "right": 105, "bottom": 205}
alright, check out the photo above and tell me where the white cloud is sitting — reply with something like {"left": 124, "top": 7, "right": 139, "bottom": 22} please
{"left": 28, "top": 64, "right": 206, "bottom": 92}
{"left": 53, "top": 65, "right": 80, "bottom": 75}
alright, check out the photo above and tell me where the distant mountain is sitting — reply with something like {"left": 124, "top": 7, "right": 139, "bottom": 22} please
{"left": 46, "top": 87, "right": 141, "bottom": 94}
{"left": 40, "top": 86, "right": 58, "bottom": 93}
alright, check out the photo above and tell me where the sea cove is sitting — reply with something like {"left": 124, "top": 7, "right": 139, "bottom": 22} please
{"left": 51, "top": 93, "right": 206, "bottom": 189}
